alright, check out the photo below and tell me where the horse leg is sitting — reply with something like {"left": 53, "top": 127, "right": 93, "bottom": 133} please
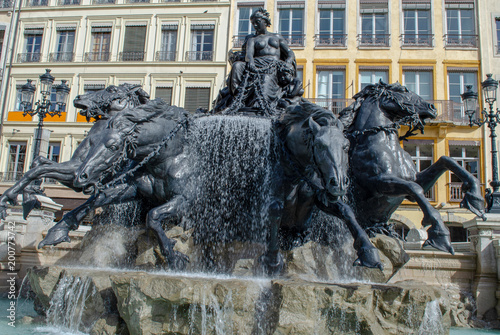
{"left": 146, "top": 195, "right": 189, "bottom": 271}
{"left": 39, "top": 183, "right": 139, "bottom": 248}
{"left": 317, "top": 200, "right": 383, "bottom": 269}
{"left": 416, "top": 156, "right": 486, "bottom": 220}
{"left": 0, "top": 161, "right": 79, "bottom": 219}
{"left": 257, "top": 199, "right": 285, "bottom": 276}
{"left": 375, "top": 175, "right": 454, "bottom": 254}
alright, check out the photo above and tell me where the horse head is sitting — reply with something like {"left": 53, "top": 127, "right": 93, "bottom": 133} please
{"left": 74, "top": 112, "right": 137, "bottom": 193}
{"left": 281, "top": 101, "right": 350, "bottom": 202}
{"left": 74, "top": 83, "right": 150, "bottom": 121}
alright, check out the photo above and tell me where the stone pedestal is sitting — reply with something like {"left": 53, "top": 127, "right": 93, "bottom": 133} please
{"left": 463, "top": 214, "right": 500, "bottom": 320}
{"left": 0, "top": 195, "right": 62, "bottom": 293}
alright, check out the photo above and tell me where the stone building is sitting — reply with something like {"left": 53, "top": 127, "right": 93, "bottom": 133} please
{"left": 0, "top": 0, "right": 231, "bottom": 216}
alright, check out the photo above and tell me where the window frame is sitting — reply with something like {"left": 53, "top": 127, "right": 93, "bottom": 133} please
{"left": 402, "top": 69, "right": 433, "bottom": 100}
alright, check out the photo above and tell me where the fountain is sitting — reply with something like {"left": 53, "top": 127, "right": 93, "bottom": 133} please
{"left": 0, "top": 7, "right": 489, "bottom": 335}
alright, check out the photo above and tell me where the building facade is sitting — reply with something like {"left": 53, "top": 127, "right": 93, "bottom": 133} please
{"left": 229, "top": 0, "right": 484, "bottom": 240}
{"left": 0, "top": 0, "right": 230, "bottom": 216}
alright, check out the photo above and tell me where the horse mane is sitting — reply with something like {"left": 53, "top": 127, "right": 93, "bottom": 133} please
{"left": 340, "top": 81, "right": 425, "bottom": 133}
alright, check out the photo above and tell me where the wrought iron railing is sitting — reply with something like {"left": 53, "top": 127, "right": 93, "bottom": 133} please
{"left": 0, "top": 172, "right": 24, "bottom": 182}
{"left": 49, "top": 52, "right": 74, "bottom": 62}
{"left": 85, "top": 51, "right": 110, "bottom": 62}
{"left": 17, "top": 52, "right": 41, "bottom": 63}
{"left": 119, "top": 51, "right": 145, "bottom": 61}
{"left": 357, "top": 34, "right": 390, "bottom": 47}
{"left": 27, "top": 0, "right": 48, "bottom": 6}
{"left": 125, "top": 0, "right": 149, "bottom": 3}
{"left": 307, "top": 98, "right": 354, "bottom": 115}
{"left": 400, "top": 34, "right": 433, "bottom": 47}
{"left": 444, "top": 34, "right": 478, "bottom": 48}
{"left": 92, "top": 0, "right": 115, "bottom": 4}
{"left": 428, "top": 100, "right": 474, "bottom": 125}
{"left": 314, "top": 34, "right": 347, "bottom": 47}
{"left": 281, "top": 34, "right": 305, "bottom": 47}
{"left": 448, "top": 182, "right": 485, "bottom": 202}
{"left": 58, "top": 0, "right": 80, "bottom": 4}
{"left": 155, "top": 51, "right": 176, "bottom": 61}
{"left": 232, "top": 35, "right": 247, "bottom": 48}
{"left": 424, "top": 187, "right": 435, "bottom": 201}
{"left": 162, "top": 0, "right": 180, "bottom": 2}
{"left": 0, "top": 0, "right": 12, "bottom": 8}
{"left": 186, "top": 51, "right": 213, "bottom": 61}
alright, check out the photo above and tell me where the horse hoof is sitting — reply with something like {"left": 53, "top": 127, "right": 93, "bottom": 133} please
{"left": 353, "top": 246, "right": 384, "bottom": 270}
{"left": 22, "top": 198, "right": 41, "bottom": 219}
{"left": 423, "top": 232, "right": 454, "bottom": 255}
{"left": 257, "top": 252, "right": 284, "bottom": 277}
{"left": 38, "top": 225, "right": 72, "bottom": 248}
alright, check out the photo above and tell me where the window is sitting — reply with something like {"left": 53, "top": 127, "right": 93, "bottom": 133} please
{"left": 14, "top": 85, "right": 23, "bottom": 111}
{"left": 1, "top": 1, "right": 13, "bottom": 9}
{"left": 184, "top": 87, "right": 210, "bottom": 112}
{"left": 445, "top": 1, "right": 476, "bottom": 47}
{"left": 449, "top": 143, "right": 480, "bottom": 202}
{"left": 156, "top": 86, "right": 173, "bottom": 105}
{"left": 317, "top": 69, "right": 346, "bottom": 112}
{"left": 51, "top": 28, "right": 75, "bottom": 62}
{"left": 158, "top": 25, "right": 177, "bottom": 61}
{"left": 121, "top": 25, "right": 147, "bottom": 61}
{"left": 20, "top": 28, "right": 43, "bottom": 63}
{"left": 278, "top": 3, "right": 305, "bottom": 46}
{"left": 28, "top": 0, "right": 48, "bottom": 6}
{"left": 359, "top": 69, "right": 388, "bottom": 90}
{"left": 87, "top": 26, "right": 111, "bottom": 62}
{"left": 448, "top": 224, "right": 468, "bottom": 242}
{"left": 0, "top": 29, "right": 4, "bottom": 60}
{"left": 448, "top": 70, "right": 477, "bottom": 121}
{"left": 235, "top": 6, "right": 261, "bottom": 47}
{"left": 359, "top": 0, "right": 389, "bottom": 46}
{"left": 188, "top": 24, "right": 214, "bottom": 61}
{"left": 403, "top": 70, "right": 433, "bottom": 100}
{"left": 47, "top": 143, "right": 60, "bottom": 163}
{"left": 402, "top": 1, "right": 432, "bottom": 47}
{"left": 496, "top": 19, "right": 500, "bottom": 54}
{"left": 404, "top": 140, "right": 434, "bottom": 199}
{"left": 5, "top": 142, "right": 27, "bottom": 182}
{"left": 317, "top": 3, "right": 346, "bottom": 47}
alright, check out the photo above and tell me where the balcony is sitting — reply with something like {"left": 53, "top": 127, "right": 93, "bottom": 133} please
{"left": 400, "top": 34, "right": 433, "bottom": 47}
{"left": 17, "top": 52, "right": 41, "bottom": 63}
{"left": 429, "top": 100, "right": 472, "bottom": 125}
{"left": 162, "top": 0, "right": 180, "bottom": 2}
{"left": 314, "top": 34, "right": 347, "bottom": 48}
{"left": 307, "top": 98, "right": 354, "bottom": 115}
{"left": 119, "top": 51, "right": 145, "bottom": 61}
{"left": 156, "top": 51, "right": 176, "bottom": 61}
{"left": 126, "top": 0, "right": 149, "bottom": 2}
{"left": 0, "top": 0, "right": 12, "bottom": 8}
{"left": 85, "top": 52, "right": 110, "bottom": 62}
{"left": 281, "top": 34, "right": 305, "bottom": 47}
{"left": 449, "top": 183, "right": 484, "bottom": 202}
{"left": 444, "top": 34, "right": 478, "bottom": 48}
{"left": 357, "top": 34, "right": 390, "bottom": 47}
{"left": 232, "top": 35, "right": 247, "bottom": 48}
{"left": 0, "top": 172, "right": 24, "bottom": 182}
{"left": 58, "top": 0, "right": 80, "bottom": 4}
{"left": 49, "top": 52, "right": 74, "bottom": 62}
{"left": 186, "top": 51, "right": 213, "bottom": 61}
{"left": 92, "top": 0, "right": 115, "bottom": 4}
{"left": 27, "top": 0, "right": 48, "bottom": 6}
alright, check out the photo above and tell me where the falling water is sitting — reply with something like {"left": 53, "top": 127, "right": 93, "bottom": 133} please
{"left": 184, "top": 115, "right": 277, "bottom": 245}
{"left": 46, "top": 275, "right": 98, "bottom": 333}
{"left": 419, "top": 300, "right": 445, "bottom": 335}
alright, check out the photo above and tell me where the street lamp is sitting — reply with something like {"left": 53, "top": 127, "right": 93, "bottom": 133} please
{"left": 20, "top": 69, "right": 70, "bottom": 166}
{"left": 461, "top": 74, "right": 500, "bottom": 213}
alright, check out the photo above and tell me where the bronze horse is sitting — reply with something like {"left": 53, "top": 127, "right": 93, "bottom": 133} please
{"left": 341, "top": 81, "right": 486, "bottom": 254}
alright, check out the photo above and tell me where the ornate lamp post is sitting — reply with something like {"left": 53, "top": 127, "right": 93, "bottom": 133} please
{"left": 461, "top": 74, "right": 500, "bottom": 213}
{"left": 20, "top": 69, "right": 70, "bottom": 166}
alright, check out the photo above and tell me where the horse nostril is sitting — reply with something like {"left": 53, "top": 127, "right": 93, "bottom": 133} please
{"left": 80, "top": 172, "right": 88, "bottom": 180}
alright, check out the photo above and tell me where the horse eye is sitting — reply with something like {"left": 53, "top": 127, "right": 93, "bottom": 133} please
{"left": 109, "top": 145, "right": 118, "bottom": 151}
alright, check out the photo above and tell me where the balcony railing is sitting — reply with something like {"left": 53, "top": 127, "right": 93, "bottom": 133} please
{"left": 232, "top": 35, "right": 247, "bottom": 48}
{"left": 0, "top": 172, "right": 24, "bottom": 182}
{"left": 58, "top": 0, "right": 80, "bottom": 4}
{"left": 162, "top": 0, "right": 180, "bottom": 2}
{"left": 126, "top": 0, "right": 149, "bottom": 3}
{"left": 429, "top": 100, "right": 473, "bottom": 125}
{"left": 119, "top": 51, "right": 145, "bottom": 61}
{"left": 400, "top": 34, "right": 433, "bottom": 47}
{"left": 281, "top": 34, "right": 305, "bottom": 47}
{"left": 307, "top": 98, "right": 354, "bottom": 115}
{"left": 85, "top": 51, "right": 110, "bottom": 62}
{"left": 314, "top": 34, "right": 347, "bottom": 47}
{"left": 186, "top": 51, "right": 213, "bottom": 61}
{"left": 449, "top": 182, "right": 485, "bottom": 202}
{"left": 27, "top": 0, "right": 48, "bottom": 6}
{"left": 49, "top": 52, "right": 74, "bottom": 62}
{"left": 92, "top": 0, "right": 115, "bottom": 4}
{"left": 0, "top": 0, "right": 12, "bottom": 8}
{"left": 18, "top": 52, "right": 41, "bottom": 63}
{"left": 357, "top": 34, "right": 390, "bottom": 47}
{"left": 155, "top": 51, "right": 176, "bottom": 61}
{"left": 444, "top": 34, "right": 478, "bottom": 48}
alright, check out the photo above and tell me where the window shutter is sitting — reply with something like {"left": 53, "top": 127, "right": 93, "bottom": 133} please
{"left": 156, "top": 87, "right": 173, "bottom": 105}
{"left": 184, "top": 88, "right": 210, "bottom": 112}
{"left": 123, "top": 26, "right": 147, "bottom": 53}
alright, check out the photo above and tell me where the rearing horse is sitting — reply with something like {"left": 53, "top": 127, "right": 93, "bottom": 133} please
{"left": 341, "top": 81, "right": 485, "bottom": 254}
